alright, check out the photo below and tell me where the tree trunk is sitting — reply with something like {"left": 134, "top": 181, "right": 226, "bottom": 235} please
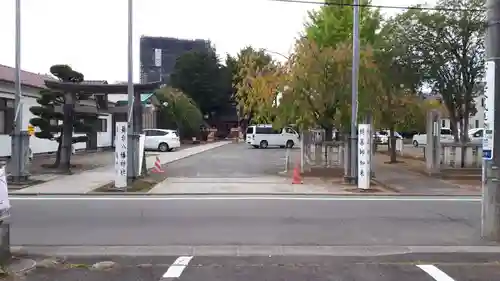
{"left": 460, "top": 105, "right": 470, "bottom": 168}
{"left": 52, "top": 137, "right": 62, "bottom": 168}
{"left": 449, "top": 115, "right": 460, "bottom": 142}
{"left": 60, "top": 93, "right": 74, "bottom": 173}
{"left": 324, "top": 127, "right": 333, "bottom": 141}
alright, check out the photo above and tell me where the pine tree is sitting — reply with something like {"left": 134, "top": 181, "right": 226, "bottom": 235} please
{"left": 29, "top": 65, "right": 98, "bottom": 169}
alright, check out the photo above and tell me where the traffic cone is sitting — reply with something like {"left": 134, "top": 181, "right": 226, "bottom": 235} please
{"left": 152, "top": 156, "right": 164, "bottom": 173}
{"left": 292, "top": 162, "right": 302, "bottom": 184}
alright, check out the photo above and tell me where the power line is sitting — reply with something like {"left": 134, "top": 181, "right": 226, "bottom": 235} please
{"left": 268, "top": 0, "right": 486, "bottom": 12}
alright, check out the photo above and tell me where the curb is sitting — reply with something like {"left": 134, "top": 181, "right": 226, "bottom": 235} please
{"left": 155, "top": 141, "right": 230, "bottom": 168}
{"left": 11, "top": 245, "right": 500, "bottom": 257}
{"left": 8, "top": 192, "right": 482, "bottom": 197}
{"left": 11, "top": 141, "right": 232, "bottom": 194}
{"left": 371, "top": 179, "right": 402, "bottom": 193}
{"left": 370, "top": 179, "right": 480, "bottom": 197}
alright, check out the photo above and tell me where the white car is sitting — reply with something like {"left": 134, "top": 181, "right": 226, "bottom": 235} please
{"left": 143, "top": 129, "right": 181, "bottom": 152}
{"left": 468, "top": 128, "right": 483, "bottom": 143}
{"left": 412, "top": 127, "right": 455, "bottom": 147}
{"left": 246, "top": 124, "right": 299, "bottom": 148}
{"left": 374, "top": 130, "right": 403, "bottom": 144}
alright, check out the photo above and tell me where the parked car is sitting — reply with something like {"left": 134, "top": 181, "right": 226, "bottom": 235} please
{"left": 246, "top": 124, "right": 299, "bottom": 148}
{"left": 468, "top": 128, "right": 483, "bottom": 143}
{"left": 374, "top": 130, "right": 403, "bottom": 144}
{"left": 143, "top": 129, "right": 181, "bottom": 152}
{"left": 412, "top": 127, "right": 455, "bottom": 147}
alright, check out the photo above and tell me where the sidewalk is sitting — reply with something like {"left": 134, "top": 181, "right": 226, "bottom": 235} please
{"left": 373, "top": 153, "right": 479, "bottom": 195}
{"left": 149, "top": 176, "right": 394, "bottom": 194}
{"left": 11, "top": 141, "right": 230, "bottom": 194}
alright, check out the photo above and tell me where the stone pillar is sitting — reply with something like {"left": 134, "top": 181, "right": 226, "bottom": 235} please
{"left": 425, "top": 110, "right": 441, "bottom": 175}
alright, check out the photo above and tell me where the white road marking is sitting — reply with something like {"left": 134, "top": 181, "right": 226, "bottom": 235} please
{"left": 8, "top": 196, "right": 480, "bottom": 202}
{"left": 417, "top": 264, "right": 455, "bottom": 281}
{"left": 162, "top": 256, "right": 193, "bottom": 278}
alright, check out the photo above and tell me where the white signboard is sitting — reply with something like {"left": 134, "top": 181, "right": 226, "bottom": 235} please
{"left": 137, "top": 133, "right": 145, "bottom": 176}
{"left": 483, "top": 61, "right": 495, "bottom": 160}
{"left": 0, "top": 166, "right": 10, "bottom": 220}
{"left": 114, "top": 122, "right": 128, "bottom": 188}
{"left": 358, "top": 124, "right": 371, "bottom": 190}
{"left": 154, "top": 49, "right": 162, "bottom": 67}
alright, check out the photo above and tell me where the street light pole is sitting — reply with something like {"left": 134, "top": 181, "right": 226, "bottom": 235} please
{"left": 482, "top": 0, "right": 500, "bottom": 240}
{"left": 126, "top": 0, "right": 135, "bottom": 185}
{"left": 11, "top": 0, "right": 26, "bottom": 183}
{"left": 348, "top": 0, "right": 360, "bottom": 183}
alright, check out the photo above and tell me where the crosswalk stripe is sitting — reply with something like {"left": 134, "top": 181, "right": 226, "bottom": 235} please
{"left": 162, "top": 256, "right": 193, "bottom": 279}
{"left": 417, "top": 264, "right": 455, "bottom": 281}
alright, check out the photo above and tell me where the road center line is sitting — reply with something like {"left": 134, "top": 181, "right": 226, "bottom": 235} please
{"left": 417, "top": 264, "right": 455, "bottom": 281}
{"left": 162, "top": 256, "right": 193, "bottom": 279}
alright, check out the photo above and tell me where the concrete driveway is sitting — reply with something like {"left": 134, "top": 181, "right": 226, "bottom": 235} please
{"left": 164, "top": 143, "right": 297, "bottom": 178}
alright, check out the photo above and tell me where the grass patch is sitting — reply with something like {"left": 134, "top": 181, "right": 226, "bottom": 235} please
{"left": 91, "top": 166, "right": 171, "bottom": 193}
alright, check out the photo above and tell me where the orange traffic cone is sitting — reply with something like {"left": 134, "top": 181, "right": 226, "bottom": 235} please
{"left": 292, "top": 163, "right": 302, "bottom": 184}
{"left": 152, "top": 156, "right": 164, "bottom": 173}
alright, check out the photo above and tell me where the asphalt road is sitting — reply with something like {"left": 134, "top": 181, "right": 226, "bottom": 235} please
{"left": 164, "top": 143, "right": 299, "bottom": 177}
{"left": 23, "top": 254, "right": 500, "bottom": 280}
{"left": 10, "top": 196, "right": 486, "bottom": 248}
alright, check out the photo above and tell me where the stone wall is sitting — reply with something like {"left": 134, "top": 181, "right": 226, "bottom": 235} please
{"left": 440, "top": 143, "right": 482, "bottom": 168}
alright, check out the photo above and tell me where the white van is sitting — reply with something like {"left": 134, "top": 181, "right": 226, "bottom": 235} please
{"left": 246, "top": 124, "right": 299, "bottom": 148}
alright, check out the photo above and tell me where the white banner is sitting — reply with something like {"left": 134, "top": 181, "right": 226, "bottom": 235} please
{"left": 358, "top": 124, "right": 371, "bottom": 190}
{"left": 154, "top": 49, "right": 162, "bottom": 67}
{"left": 483, "top": 60, "right": 495, "bottom": 160}
{"left": 0, "top": 166, "right": 10, "bottom": 220}
{"left": 115, "top": 122, "right": 127, "bottom": 188}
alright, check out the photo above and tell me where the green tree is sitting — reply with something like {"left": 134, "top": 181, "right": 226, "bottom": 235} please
{"left": 156, "top": 86, "right": 205, "bottom": 139}
{"left": 277, "top": 38, "right": 381, "bottom": 140}
{"left": 386, "top": 0, "right": 485, "bottom": 142}
{"left": 303, "top": 0, "right": 382, "bottom": 133}
{"left": 170, "top": 49, "right": 231, "bottom": 119}
{"left": 29, "top": 65, "right": 96, "bottom": 170}
{"left": 230, "top": 46, "right": 273, "bottom": 128}
{"left": 370, "top": 19, "right": 428, "bottom": 162}
{"left": 304, "top": 0, "right": 382, "bottom": 48}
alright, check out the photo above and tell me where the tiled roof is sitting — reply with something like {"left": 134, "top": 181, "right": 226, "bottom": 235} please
{"left": 0, "top": 64, "right": 55, "bottom": 89}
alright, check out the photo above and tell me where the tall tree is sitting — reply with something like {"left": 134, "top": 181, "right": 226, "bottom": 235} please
{"left": 370, "top": 17, "right": 428, "bottom": 162}
{"left": 304, "top": 0, "right": 382, "bottom": 48}
{"left": 386, "top": 0, "right": 485, "bottom": 142}
{"left": 303, "top": 0, "right": 382, "bottom": 133}
{"left": 237, "top": 63, "right": 285, "bottom": 124}
{"left": 230, "top": 46, "right": 273, "bottom": 129}
{"left": 156, "top": 86, "right": 204, "bottom": 139}
{"left": 277, "top": 38, "right": 381, "bottom": 140}
{"left": 29, "top": 65, "right": 96, "bottom": 170}
{"left": 170, "top": 49, "right": 230, "bottom": 120}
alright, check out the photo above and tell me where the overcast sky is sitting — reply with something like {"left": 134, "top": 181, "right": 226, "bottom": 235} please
{"left": 0, "top": 0, "right": 433, "bottom": 83}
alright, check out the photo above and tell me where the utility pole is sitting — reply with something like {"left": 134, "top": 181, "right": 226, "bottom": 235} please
{"left": 482, "top": 0, "right": 500, "bottom": 240}
{"left": 11, "top": 0, "right": 28, "bottom": 183}
{"left": 347, "top": 0, "right": 360, "bottom": 183}
{"left": 126, "top": 0, "right": 135, "bottom": 185}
